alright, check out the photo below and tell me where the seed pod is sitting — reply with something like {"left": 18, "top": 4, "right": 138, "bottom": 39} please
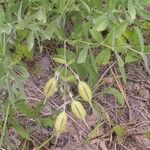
{"left": 71, "top": 100, "right": 86, "bottom": 120}
{"left": 54, "top": 111, "right": 67, "bottom": 134}
{"left": 44, "top": 77, "right": 58, "bottom": 98}
{"left": 78, "top": 81, "right": 92, "bottom": 102}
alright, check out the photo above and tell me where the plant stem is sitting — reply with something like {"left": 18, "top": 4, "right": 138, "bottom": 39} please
{"left": 44, "top": 97, "right": 48, "bottom": 105}
{"left": 64, "top": 40, "right": 68, "bottom": 77}
{"left": 67, "top": 65, "right": 79, "bottom": 81}
{"left": 0, "top": 103, "right": 10, "bottom": 149}
{"left": 35, "top": 133, "right": 56, "bottom": 150}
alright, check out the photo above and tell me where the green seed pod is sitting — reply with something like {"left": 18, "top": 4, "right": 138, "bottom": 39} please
{"left": 71, "top": 100, "right": 86, "bottom": 120}
{"left": 54, "top": 111, "right": 68, "bottom": 134}
{"left": 78, "top": 81, "right": 92, "bottom": 102}
{"left": 44, "top": 77, "right": 58, "bottom": 98}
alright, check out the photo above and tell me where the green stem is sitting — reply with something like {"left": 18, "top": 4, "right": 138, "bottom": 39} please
{"left": 63, "top": 40, "right": 68, "bottom": 77}
{"left": 22, "top": 139, "right": 27, "bottom": 150}
{"left": 43, "top": 97, "right": 48, "bottom": 105}
{"left": 128, "top": 47, "right": 141, "bottom": 55}
{"left": 3, "top": 33, "right": 6, "bottom": 56}
{"left": 35, "top": 133, "right": 56, "bottom": 150}
{"left": 67, "top": 65, "right": 79, "bottom": 81}
{"left": 0, "top": 103, "right": 10, "bottom": 149}
{"left": 64, "top": 40, "right": 67, "bottom": 63}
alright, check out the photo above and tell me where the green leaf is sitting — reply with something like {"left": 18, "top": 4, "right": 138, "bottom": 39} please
{"left": 55, "top": 26, "right": 66, "bottom": 40}
{"left": 7, "top": 79, "right": 15, "bottom": 106}
{"left": 92, "top": 101, "right": 111, "bottom": 124}
{"left": 105, "top": 88, "right": 125, "bottom": 107}
{"left": 115, "top": 37, "right": 128, "bottom": 53}
{"left": 0, "top": 42, "right": 4, "bottom": 55}
{"left": 77, "top": 46, "right": 89, "bottom": 64}
{"left": 67, "top": 58, "right": 75, "bottom": 65}
{"left": 144, "top": 131, "right": 150, "bottom": 139}
{"left": 40, "top": 22, "right": 56, "bottom": 40}
{"left": 15, "top": 100, "right": 37, "bottom": 118}
{"left": 46, "top": 22, "right": 57, "bottom": 33}
{"left": 128, "top": 0, "right": 136, "bottom": 20}
{"left": 4, "top": 23, "right": 12, "bottom": 35}
{"left": 123, "top": 30, "right": 140, "bottom": 51}
{"left": 59, "top": 68, "right": 76, "bottom": 82}
{"left": 56, "top": 48, "right": 77, "bottom": 66}
{"left": 107, "top": 0, "right": 119, "bottom": 12}
{"left": 135, "top": 27, "right": 144, "bottom": 52}
{"left": 13, "top": 122, "right": 30, "bottom": 139}
{"left": 95, "top": 49, "right": 111, "bottom": 66}
{"left": 41, "top": 117, "right": 54, "bottom": 127}
{"left": 40, "top": 29, "right": 53, "bottom": 40}
{"left": 53, "top": 57, "right": 67, "bottom": 64}
{"left": 113, "top": 125, "right": 126, "bottom": 137}
{"left": 137, "top": 7, "right": 150, "bottom": 21}
{"left": 0, "top": 76, "right": 6, "bottom": 91}
{"left": 14, "top": 65, "right": 30, "bottom": 79}
{"left": 61, "top": 75, "right": 76, "bottom": 82}
{"left": 139, "top": 0, "right": 150, "bottom": 5}
{"left": 27, "top": 32, "right": 34, "bottom": 51}
{"left": 90, "top": 29, "right": 103, "bottom": 42}
{"left": 0, "top": 63, "right": 4, "bottom": 79}
{"left": 0, "top": 6, "right": 5, "bottom": 26}
{"left": 83, "top": 22, "right": 91, "bottom": 40}
{"left": 71, "top": 25, "right": 83, "bottom": 39}
{"left": 113, "top": 125, "right": 126, "bottom": 144}
{"left": 115, "top": 22, "right": 128, "bottom": 38}
{"left": 55, "top": 48, "right": 87, "bottom": 79}
{"left": 86, "top": 123, "right": 102, "bottom": 142}
{"left": 28, "top": 24, "right": 40, "bottom": 32}
{"left": 144, "top": 46, "right": 150, "bottom": 53}
{"left": 14, "top": 44, "right": 33, "bottom": 63}
{"left": 92, "top": 0, "right": 102, "bottom": 9}
{"left": 9, "top": 67, "right": 28, "bottom": 97}
{"left": 125, "top": 52, "right": 140, "bottom": 63}
{"left": 90, "top": 49, "right": 98, "bottom": 73}
{"left": 115, "top": 52, "right": 126, "bottom": 83}
{"left": 93, "top": 14, "right": 108, "bottom": 32}
{"left": 17, "top": 1, "right": 22, "bottom": 21}
{"left": 36, "top": 7, "right": 46, "bottom": 23}
{"left": 80, "top": 0, "right": 90, "bottom": 12}
{"left": 142, "top": 22, "right": 150, "bottom": 30}
{"left": 16, "top": 29, "right": 28, "bottom": 42}
{"left": 85, "top": 56, "right": 99, "bottom": 86}
{"left": 35, "top": 102, "right": 45, "bottom": 115}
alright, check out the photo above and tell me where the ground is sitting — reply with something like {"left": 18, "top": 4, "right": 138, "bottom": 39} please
{"left": 16, "top": 50, "right": 150, "bottom": 150}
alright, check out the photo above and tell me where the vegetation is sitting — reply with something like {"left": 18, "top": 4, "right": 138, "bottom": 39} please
{"left": 0, "top": 0, "right": 150, "bottom": 149}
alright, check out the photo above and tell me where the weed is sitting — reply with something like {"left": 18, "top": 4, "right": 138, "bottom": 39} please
{"left": 0, "top": 0, "right": 150, "bottom": 149}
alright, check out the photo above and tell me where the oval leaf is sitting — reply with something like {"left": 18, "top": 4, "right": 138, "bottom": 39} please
{"left": 93, "top": 14, "right": 108, "bottom": 32}
{"left": 95, "top": 49, "right": 111, "bottom": 66}
{"left": 105, "top": 88, "right": 125, "bottom": 107}
{"left": 77, "top": 46, "right": 89, "bottom": 64}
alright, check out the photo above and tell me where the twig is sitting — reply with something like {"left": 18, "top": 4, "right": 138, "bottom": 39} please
{"left": 120, "top": 144, "right": 130, "bottom": 150}
{"left": 31, "top": 135, "right": 49, "bottom": 150}
{"left": 93, "top": 61, "right": 116, "bottom": 92}
{"left": 34, "top": 133, "right": 56, "bottom": 150}
{"left": 99, "top": 141, "right": 108, "bottom": 150}
{"left": 128, "top": 94, "right": 149, "bottom": 102}
{"left": 111, "top": 68, "right": 131, "bottom": 122}
{"left": 131, "top": 106, "right": 149, "bottom": 121}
